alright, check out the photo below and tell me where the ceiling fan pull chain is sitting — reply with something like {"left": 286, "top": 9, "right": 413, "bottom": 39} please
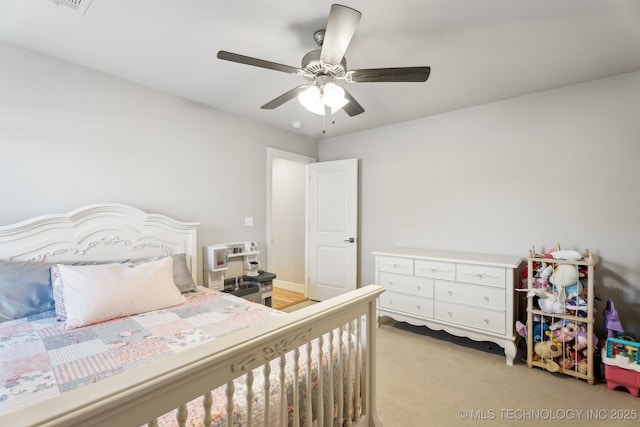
{"left": 322, "top": 112, "right": 326, "bottom": 134}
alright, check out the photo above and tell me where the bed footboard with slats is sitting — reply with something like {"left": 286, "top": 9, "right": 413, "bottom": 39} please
{"left": 1, "top": 285, "right": 384, "bottom": 427}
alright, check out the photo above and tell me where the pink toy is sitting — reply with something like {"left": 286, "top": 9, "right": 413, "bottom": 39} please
{"left": 553, "top": 322, "right": 579, "bottom": 343}
{"left": 604, "top": 365, "right": 640, "bottom": 397}
{"left": 574, "top": 329, "right": 598, "bottom": 351}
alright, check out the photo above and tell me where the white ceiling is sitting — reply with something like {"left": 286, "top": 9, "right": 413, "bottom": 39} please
{"left": 1, "top": 0, "right": 639, "bottom": 139}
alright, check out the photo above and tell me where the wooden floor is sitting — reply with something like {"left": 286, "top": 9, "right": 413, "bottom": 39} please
{"left": 272, "top": 287, "right": 307, "bottom": 310}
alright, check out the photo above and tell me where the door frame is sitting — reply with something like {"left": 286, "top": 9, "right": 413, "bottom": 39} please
{"left": 266, "top": 148, "right": 316, "bottom": 296}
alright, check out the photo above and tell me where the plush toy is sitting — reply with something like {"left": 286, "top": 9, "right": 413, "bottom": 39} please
{"left": 539, "top": 264, "right": 553, "bottom": 279}
{"left": 515, "top": 320, "right": 550, "bottom": 343}
{"left": 534, "top": 264, "right": 553, "bottom": 290}
{"left": 573, "top": 329, "right": 599, "bottom": 351}
{"left": 536, "top": 293, "right": 565, "bottom": 314}
{"left": 559, "top": 358, "right": 575, "bottom": 370}
{"left": 565, "top": 294, "right": 587, "bottom": 315}
{"left": 552, "top": 322, "right": 579, "bottom": 343}
{"left": 534, "top": 340, "right": 563, "bottom": 358}
{"left": 545, "top": 330, "right": 560, "bottom": 345}
{"left": 534, "top": 323, "right": 551, "bottom": 343}
{"left": 549, "top": 264, "right": 579, "bottom": 303}
{"left": 576, "top": 361, "right": 588, "bottom": 374}
{"left": 546, "top": 249, "right": 583, "bottom": 261}
{"left": 534, "top": 341, "right": 563, "bottom": 372}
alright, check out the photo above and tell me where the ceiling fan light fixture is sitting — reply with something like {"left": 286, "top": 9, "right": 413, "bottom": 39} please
{"left": 322, "top": 82, "right": 346, "bottom": 108}
{"left": 298, "top": 86, "right": 325, "bottom": 115}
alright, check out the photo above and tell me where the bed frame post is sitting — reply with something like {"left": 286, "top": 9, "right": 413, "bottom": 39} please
{"left": 367, "top": 290, "right": 383, "bottom": 427}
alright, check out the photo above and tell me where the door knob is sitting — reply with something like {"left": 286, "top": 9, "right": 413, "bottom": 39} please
{"left": 344, "top": 237, "right": 355, "bottom": 243}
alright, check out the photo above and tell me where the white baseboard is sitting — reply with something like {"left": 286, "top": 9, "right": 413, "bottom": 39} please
{"left": 274, "top": 279, "right": 307, "bottom": 296}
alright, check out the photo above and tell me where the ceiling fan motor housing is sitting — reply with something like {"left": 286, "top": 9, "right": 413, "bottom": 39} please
{"left": 301, "top": 50, "right": 347, "bottom": 80}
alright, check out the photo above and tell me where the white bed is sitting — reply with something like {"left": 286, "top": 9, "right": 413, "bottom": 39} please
{"left": 0, "top": 203, "right": 383, "bottom": 427}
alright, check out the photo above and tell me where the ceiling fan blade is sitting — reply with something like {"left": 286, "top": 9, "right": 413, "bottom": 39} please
{"left": 320, "top": 4, "right": 362, "bottom": 65}
{"left": 347, "top": 67, "right": 431, "bottom": 83}
{"left": 217, "top": 51, "right": 301, "bottom": 74}
{"left": 261, "top": 86, "right": 309, "bottom": 110}
{"left": 342, "top": 88, "right": 364, "bottom": 117}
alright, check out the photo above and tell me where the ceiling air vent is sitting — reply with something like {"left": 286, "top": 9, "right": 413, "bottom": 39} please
{"left": 51, "top": 0, "right": 94, "bottom": 15}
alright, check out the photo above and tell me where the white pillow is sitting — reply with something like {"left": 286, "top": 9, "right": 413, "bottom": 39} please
{"left": 58, "top": 257, "right": 186, "bottom": 329}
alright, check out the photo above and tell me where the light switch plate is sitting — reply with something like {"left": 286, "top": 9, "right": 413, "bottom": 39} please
{"left": 244, "top": 216, "right": 254, "bottom": 227}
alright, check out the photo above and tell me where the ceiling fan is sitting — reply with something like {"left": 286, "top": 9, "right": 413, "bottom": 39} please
{"left": 217, "top": 4, "right": 431, "bottom": 118}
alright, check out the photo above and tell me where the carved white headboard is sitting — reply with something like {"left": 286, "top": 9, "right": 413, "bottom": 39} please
{"left": 0, "top": 204, "right": 200, "bottom": 282}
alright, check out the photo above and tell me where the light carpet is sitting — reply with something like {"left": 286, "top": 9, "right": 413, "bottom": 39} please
{"left": 284, "top": 301, "right": 639, "bottom": 426}
{"left": 376, "top": 319, "right": 638, "bottom": 427}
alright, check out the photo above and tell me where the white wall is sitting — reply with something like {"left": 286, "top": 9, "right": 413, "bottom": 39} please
{"left": 320, "top": 71, "right": 640, "bottom": 336}
{"left": 271, "top": 157, "right": 307, "bottom": 287}
{"left": 0, "top": 42, "right": 317, "bottom": 282}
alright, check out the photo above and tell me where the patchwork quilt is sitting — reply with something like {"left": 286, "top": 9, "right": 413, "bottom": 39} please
{"left": 0, "top": 288, "right": 282, "bottom": 418}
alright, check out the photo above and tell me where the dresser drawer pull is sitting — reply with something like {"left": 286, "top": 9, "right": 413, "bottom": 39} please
{"left": 383, "top": 262, "right": 405, "bottom": 270}
{"left": 416, "top": 285, "right": 421, "bottom": 291}
{"left": 388, "top": 281, "right": 394, "bottom": 286}
{"left": 416, "top": 305, "right": 421, "bottom": 310}
{"left": 483, "top": 296, "right": 490, "bottom": 302}
{"left": 447, "top": 311, "right": 453, "bottom": 317}
{"left": 447, "top": 290, "right": 453, "bottom": 296}
{"left": 483, "top": 318, "right": 490, "bottom": 324}
{"left": 472, "top": 272, "right": 499, "bottom": 280}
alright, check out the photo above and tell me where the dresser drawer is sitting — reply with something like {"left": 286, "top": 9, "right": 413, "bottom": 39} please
{"left": 434, "top": 301, "right": 505, "bottom": 334}
{"left": 434, "top": 280, "right": 505, "bottom": 310}
{"left": 455, "top": 263, "right": 506, "bottom": 287}
{"left": 414, "top": 259, "right": 455, "bottom": 280}
{"left": 377, "top": 256, "right": 413, "bottom": 275}
{"left": 379, "top": 291, "right": 433, "bottom": 318}
{"left": 379, "top": 272, "right": 433, "bottom": 298}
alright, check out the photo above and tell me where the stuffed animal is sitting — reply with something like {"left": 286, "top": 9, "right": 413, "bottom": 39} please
{"left": 534, "top": 341, "right": 563, "bottom": 372}
{"left": 549, "top": 264, "right": 579, "bottom": 303}
{"left": 534, "top": 340, "right": 562, "bottom": 358}
{"left": 576, "top": 361, "right": 588, "bottom": 374}
{"left": 573, "top": 329, "right": 599, "bottom": 352}
{"left": 537, "top": 293, "right": 565, "bottom": 314}
{"left": 515, "top": 320, "right": 550, "bottom": 343}
{"left": 545, "top": 249, "right": 583, "bottom": 261}
{"left": 552, "top": 322, "right": 579, "bottom": 343}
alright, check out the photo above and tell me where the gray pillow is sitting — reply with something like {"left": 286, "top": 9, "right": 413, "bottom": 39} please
{"left": 169, "top": 253, "right": 198, "bottom": 293}
{"left": 0, "top": 260, "right": 55, "bottom": 322}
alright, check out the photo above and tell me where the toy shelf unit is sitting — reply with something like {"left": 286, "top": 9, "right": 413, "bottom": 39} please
{"left": 525, "top": 246, "right": 597, "bottom": 384}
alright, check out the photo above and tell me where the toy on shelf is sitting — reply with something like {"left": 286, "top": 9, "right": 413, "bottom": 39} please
{"left": 524, "top": 245, "right": 598, "bottom": 384}
{"left": 534, "top": 340, "right": 563, "bottom": 372}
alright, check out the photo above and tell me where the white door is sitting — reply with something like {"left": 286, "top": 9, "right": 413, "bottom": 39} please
{"left": 307, "top": 159, "right": 358, "bottom": 301}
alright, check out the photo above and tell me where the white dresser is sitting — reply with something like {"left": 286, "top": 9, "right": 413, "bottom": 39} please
{"left": 373, "top": 249, "right": 522, "bottom": 365}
